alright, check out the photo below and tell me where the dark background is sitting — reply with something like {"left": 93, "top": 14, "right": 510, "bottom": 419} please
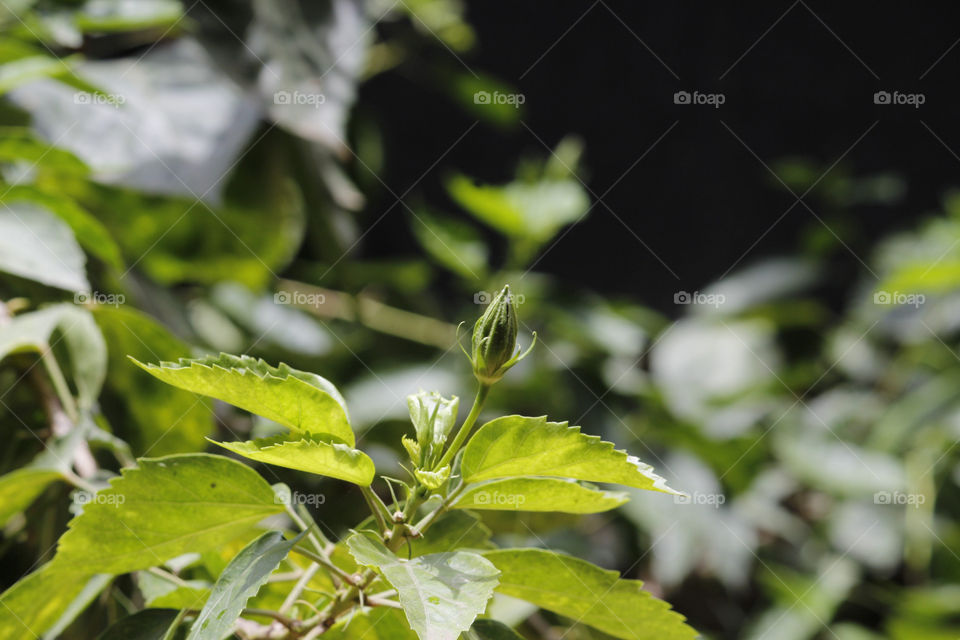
{"left": 361, "top": 2, "right": 960, "bottom": 309}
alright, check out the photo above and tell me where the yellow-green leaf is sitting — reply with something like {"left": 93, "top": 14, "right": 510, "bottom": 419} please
{"left": 210, "top": 433, "right": 375, "bottom": 486}
{"left": 453, "top": 478, "right": 628, "bottom": 514}
{"left": 131, "top": 353, "right": 354, "bottom": 446}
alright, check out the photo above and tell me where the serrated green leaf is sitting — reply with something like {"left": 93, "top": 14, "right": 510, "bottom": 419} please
{"left": 54, "top": 454, "right": 284, "bottom": 574}
{"left": 96, "top": 609, "right": 181, "bottom": 640}
{"left": 469, "top": 619, "right": 526, "bottom": 640}
{"left": 0, "top": 467, "right": 62, "bottom": 527}
{"left": 43, "top": 574, "right": 112, "bottom": 640}
{"left": 210, "top": 433, "right": 375, "bottom": 486}
{"left": 461, "top": 416, "right": 679, "bottom": 494}
{"left": 484, "top": 549, "right": 696, "bottom": 640}
{"left": 415, "top": 466, "right": 450, "bottom": 490}
{"left": 187, "top": 531, "right": 300, "bottom": 640}
{"left": 131, "top": 353, "right": 354, "bottom": 446}
{"left": 347, "top": 532, "right": 500, "bottom": 640}
{"left": 454, "top": 478, "right": 628, "bottom": 514}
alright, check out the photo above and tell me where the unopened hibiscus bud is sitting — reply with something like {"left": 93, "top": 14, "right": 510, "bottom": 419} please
{"left": 470, "top": 285, "right": 535, "bottom": 385}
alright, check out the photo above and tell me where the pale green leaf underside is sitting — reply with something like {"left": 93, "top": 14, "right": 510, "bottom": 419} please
{"left": 131, "top": 353, "right": 354, "bottom": 446}
{"left": 0, "top": 467, "right": 63, "bottom": 527}
{"left": 187, "top": 531, "right": 299, "bottom": 640}
{"left": 211, "top": 433, "right": 375, "bottom": 486}
{"left": 484, "top": 549, "right": 697, "bottom": 640}
{"left": 54, "top": 454, "right": 283, "bottom": 574}
{"left": 347, "top": 532, "right": 500, "bottom": 640}
{"left": 453, "top": 478, "right": 628, "bottom": 514}
{"left": 462, "top": 415, "right": 680, "bottom": 495}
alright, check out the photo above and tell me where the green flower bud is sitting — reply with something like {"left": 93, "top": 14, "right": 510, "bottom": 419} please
{"left": 407, "top": 390, "right": 459, "bottom": 466}
{"left": 471, "top": 285, "right": 534, "bottom": 385}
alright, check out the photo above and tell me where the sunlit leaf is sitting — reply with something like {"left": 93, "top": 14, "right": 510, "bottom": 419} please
{"left": 485, "top": 549, "right": 696, "bottom": 640}
{"left": 462, "top": 415, "right": 679, "bottom": 494}
{"left": 210, "top": 432, "right": 375, "bottom": 486}
{"left": 347, "top": 532, "right": 500, "bottom": 640}
{"left": 54, "top": 454, "right": 284, "bottom": 574}
{"left": 131, "top": 352, "right": 354, "bottom": 446}
{"left": 454, "top": 478, "right": 628, "bottom": 514}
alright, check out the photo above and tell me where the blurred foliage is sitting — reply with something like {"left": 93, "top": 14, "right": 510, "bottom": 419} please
{"left": 0, "top": 1, "right": 959, "bottom": 639}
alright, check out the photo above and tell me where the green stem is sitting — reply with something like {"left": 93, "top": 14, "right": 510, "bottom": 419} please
{"left": 291, "top": 546, "right": 355, "bottom": 585}
{"left": 40, "top": 348, "right": 78, "bottom": 423}
{"left": 361, "top": 485, "right": 389, "bottom": 533}
{"left": 435, "top": 383, "right": 490, "bottom": 470}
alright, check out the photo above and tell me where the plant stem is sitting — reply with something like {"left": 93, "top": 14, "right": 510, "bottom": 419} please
{"left": 279, "top": 563, "right": 321, "bottom": 616}
{"left": 435, "top": 383, "right": 490, "bottom": 470}
{"left": 290, "top": 546, "right": 354, "bottom": 585}
{"left": 360, "top": 486, "right": 389, "bottom": 533}
{"left": 40, "top": 347, "right": 79, "bottom": 423}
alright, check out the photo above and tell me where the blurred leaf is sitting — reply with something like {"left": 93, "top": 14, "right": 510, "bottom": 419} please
{"left": 469, "top": 619, "right": 525, "bottom": 640}
{"left": 0, "top": 202, "right": 88, "bottom": 291}
{"left": 411, "top": 210, "right": 487, "bottom": 280}
{"left": 73, "top": 0, "right": 183, "bottom": 32}
{"left": 2, "top": 186, "right": 123, "bottom": 270}
{"left": 0, "top": 467, "right": 62, "bottom": 527}
{"left": 93, "top": 306, "right": 212, "bottom": 456}
{"left": 0, "top": 127, "right": 89, "bottom": 175}
{"left": 449, "top": 72, "right": 522, "bottom": 127}
{"left": 0, "top": 564, "right": 107, "bottom": 638}
{"left": 448, "top": 174, "right": 589, "bottom": 245}
{"left": 0, "top": 303, "right": 106, "bottom": 410}
{"left": 96, "top": 609, "right": 181, "bottom": 640}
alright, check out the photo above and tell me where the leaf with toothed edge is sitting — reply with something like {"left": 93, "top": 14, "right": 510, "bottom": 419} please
{"left": 484, "top": 548, "right": 698, "bottom": 640}
{"left": 346, "top": 531, "right": 500, "bottom": 640}
{"left": 452, "top": 477, "right": 629, "bottom": 513}
{"left": 461, "top": 415, "right": 681, "bottom": 495}
{"left": 209, "top": 432, "right": 375, "bottom": 486}
{"left": 130, "top": 352, "right": 355, "bottom": 446}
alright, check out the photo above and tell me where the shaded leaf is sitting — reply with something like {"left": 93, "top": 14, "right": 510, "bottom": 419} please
{"left": 469, "top": 619, "right": 526, "bottom": 640}
{"left": 0, "top": 563, "right": 104, "bottom": 638}
{"left": 0, "top": 467, "right": 62, "bottom": 527}
{"left": 93, "top": 307, "right": 212, "bottom": 456}
{"left": 96, "top": 609, "right": 181, "bottom": 640}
